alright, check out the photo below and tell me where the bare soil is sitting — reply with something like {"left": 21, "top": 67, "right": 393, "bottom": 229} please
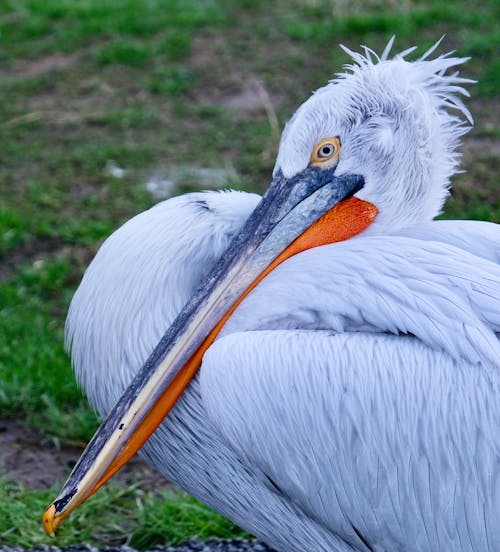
{"left": 0, "top": 418, "right": 168, "bottom": 491}
{"left": 13, "top": 54, "right": 78, "bottom": 77}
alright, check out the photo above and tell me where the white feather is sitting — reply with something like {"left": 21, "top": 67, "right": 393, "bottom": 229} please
{"left": 221, "top": 234, "right": 500, "bottom": 366}
{"left": 202, "top": 330, "right": 500, "bottom": 551}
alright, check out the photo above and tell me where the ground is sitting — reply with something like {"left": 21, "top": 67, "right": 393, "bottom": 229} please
{"left": 0, "top": 418, "right": 163, "bottom": 491}
{"left": 0, "top": 0, "right": 498, "bottom": 548}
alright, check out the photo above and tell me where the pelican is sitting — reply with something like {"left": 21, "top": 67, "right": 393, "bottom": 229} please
{"left": 43, "top": 39, "right": 500, "bottom": 551}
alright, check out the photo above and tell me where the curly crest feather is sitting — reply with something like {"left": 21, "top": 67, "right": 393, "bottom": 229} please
{"left": 337, "top": 36, "right": 474, "bottom": 125}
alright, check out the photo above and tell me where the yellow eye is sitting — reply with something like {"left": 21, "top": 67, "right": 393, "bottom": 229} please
{"left": 310, "top": 137, "right": 341, "bottom": 167}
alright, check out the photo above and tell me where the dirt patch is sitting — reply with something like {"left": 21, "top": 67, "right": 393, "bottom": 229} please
{"left": 0, "top": 418, "right": 169, "bottom": 491}
{"left": 189, "top": 34, "right": 283, "bottom": 114}
{"left": 463, "top": 135, "right": 500, "bottom": 159}
{"left": 455, "top": 129, "right": 499, "bottom": 203}
{"left": 0, "top": 236, "right": 62, "bottom": 281}
{"left": 216, "top": 83, "right": 263, "bottom": 111}
{"left": 14, "top": 54, "right": 77, "bottom": 77}
{"left": 0, "top": 237, "right": 97, "bottom": 283}
{"left": 195, "top": 70, "right": 281, "bottom": 123}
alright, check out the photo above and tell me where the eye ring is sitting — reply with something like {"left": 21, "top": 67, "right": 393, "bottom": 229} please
{"left": 310, "top": 137, "right": 341, "bottom": 166}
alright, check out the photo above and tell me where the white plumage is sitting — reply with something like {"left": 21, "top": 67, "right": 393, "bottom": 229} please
{"left": 64, "top": 41, "right": 500, "bottom": 551}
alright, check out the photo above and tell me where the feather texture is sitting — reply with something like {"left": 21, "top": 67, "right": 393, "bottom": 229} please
{"left": 222, "top": 231, "right": 500, "bottom": 366}
{"left": 202, "top": 330, "right": 500, "bottom": 551}
{"left": 67, "top": 190, "right": 499, "bottom": 551}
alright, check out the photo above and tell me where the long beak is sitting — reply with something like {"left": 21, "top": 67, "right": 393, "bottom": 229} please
{"left": 43, "top": 165, "right": 377, "bottom": 535}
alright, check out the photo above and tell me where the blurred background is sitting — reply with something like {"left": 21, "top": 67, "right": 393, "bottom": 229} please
{"left": 0, "top": 0, "right": 498, "bottom": 548}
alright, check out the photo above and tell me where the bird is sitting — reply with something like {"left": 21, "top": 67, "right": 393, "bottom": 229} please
{"left": 43, "top": 39, "right": 500, "bottom": 551}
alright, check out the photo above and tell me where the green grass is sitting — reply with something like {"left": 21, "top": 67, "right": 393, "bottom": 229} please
{"left": 0, "top": 0, "right": 498, "bottom": 548}
{"left": 0, "top": 0, "right": 227, "bottom": 60}
{"left": 0, "top": 259, "right": 99, "bottom": 442}
{"left": 0, "top": 478, "right": 248, "bottom": 548}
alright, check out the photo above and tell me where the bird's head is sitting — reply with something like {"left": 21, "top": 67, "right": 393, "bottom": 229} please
{"left": 43, "top": 39, "right": 473, "bottom": 535}
{"left": 274, "top": 37, "right": 473, "bottom": 233}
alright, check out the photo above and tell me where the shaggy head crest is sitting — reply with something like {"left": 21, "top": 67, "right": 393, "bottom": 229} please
{"left": 336, "top": 36, "right": 473, "bottom": 126}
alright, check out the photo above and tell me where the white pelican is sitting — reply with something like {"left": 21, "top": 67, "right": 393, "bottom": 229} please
{"left": 44, "top": 40, "right": 500, "bottom": 551}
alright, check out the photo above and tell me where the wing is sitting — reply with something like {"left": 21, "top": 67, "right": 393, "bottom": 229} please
{"left": 203, "top": 231, "right": 500, "bottom": 550}
{"left": 221, "top": 235, "right": 500, "bottom": 366}
{"left": 200, "top": 330, "right": 500, "bottom": 552}
{"left": 66, "top": 190, "right": 260, "bottom": 415}
{"left": 392, "top": 220, "right": 500, "bottom": 263}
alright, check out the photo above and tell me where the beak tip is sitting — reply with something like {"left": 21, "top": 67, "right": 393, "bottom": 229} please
{"left": 43, "top": 503, "right": 58, "bottom": 537}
